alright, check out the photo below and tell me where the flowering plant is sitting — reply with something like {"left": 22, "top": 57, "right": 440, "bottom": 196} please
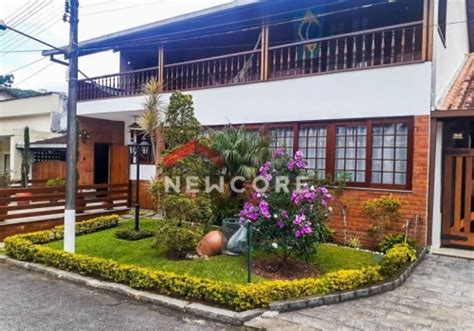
{"left": 239, "top": 148, "right": 335, "bottom": 265}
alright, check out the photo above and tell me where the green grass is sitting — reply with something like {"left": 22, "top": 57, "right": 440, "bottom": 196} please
{"left": 46, "top": 218, "right": 381, "bottom": 284}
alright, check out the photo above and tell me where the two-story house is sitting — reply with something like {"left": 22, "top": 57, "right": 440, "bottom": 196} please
{"left": 43, "top": 0, "right": 473, "bottom": 250}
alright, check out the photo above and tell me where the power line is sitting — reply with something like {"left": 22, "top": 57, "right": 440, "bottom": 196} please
{"left": 1, "top": 8, "right": 64, "bottom": 51}
{"left": 81, "top": 1, "right": 164, "bottom": 16}
{"left": 2, "top": 1, "right": 52, "bottom": 34}
{"left": 4, "top": 57, "right": 47, "bottom": 74}
{"left": 13, "top": 61, "right": 55, "bottom": 86}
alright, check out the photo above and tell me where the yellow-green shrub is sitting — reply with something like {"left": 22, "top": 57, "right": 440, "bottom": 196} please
{"left": 4, "top": 221, "right": 415, "bottom": 311}
{"left": 380, "top": 243, "right": 417, "bottom": 276}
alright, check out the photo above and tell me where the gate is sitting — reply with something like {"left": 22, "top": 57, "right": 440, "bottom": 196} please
{"left": 442, "top": 149, "right": 474, "bottom": 248}
{"left": 32, "top": 161, "right": 66, "bottom": 181}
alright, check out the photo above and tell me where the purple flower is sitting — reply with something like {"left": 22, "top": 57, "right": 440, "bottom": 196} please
{"left": 272, "top": 148, "right": 286, "bottom": 158}
{"left": 258, "top": 200, "right": 271, "bottom": 219}
{"left": 287, "top": 159, "right": 296, "bottom": 171}
{"left": 295, "top": 230, "right": 302, "bottom": 238}
{"left": 239, "top": 202, "right": 259, "bottom": 221}
{"left": 277, "top": 220, "right": 285, "bottom": 228}
{"left": 280, "top": 209, "right": 288, "bottom": 218}
{"left": 301, "top": 225, "right": 312, "bottom": 235}
{"left": 293, "top": 213, "right": 306, "bottom": 225}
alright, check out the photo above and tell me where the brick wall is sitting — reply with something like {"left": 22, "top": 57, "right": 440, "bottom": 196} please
{"left": 328, "top": 115, "right": 430, "bottom": 248}
{"left": 77, "top": 117, "right": 124, "bottom": 185}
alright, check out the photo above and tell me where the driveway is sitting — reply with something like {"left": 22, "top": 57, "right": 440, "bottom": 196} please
{"left": 246, "top": 255, "right": 474, "bottom": 330}
{"left": 0, "top": 263, "right": 236, "bottom": 331}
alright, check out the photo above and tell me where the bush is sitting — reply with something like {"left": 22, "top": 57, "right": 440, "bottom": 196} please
{"left": 161, "top": 194, "right": 213, "bottom": 224}
{"left": 53, "top": 215, "right": 119, "bottom": 239}
{"left": 46, "top": 177, "right": 65, "bottom": 187}
{"left": 362, "top": 195, "right": 402, "bottom": 246}
{"left": 115, "top": 229, "right": 154, "bottom": 241}
{"left": 379, "top": 243, "right": 417, "bottom": 277}
{"left": 155, "top": 220, "right": 203, "bottom": 257}
{"left": 378, "top": 233, "right": 416, "bottom": 253}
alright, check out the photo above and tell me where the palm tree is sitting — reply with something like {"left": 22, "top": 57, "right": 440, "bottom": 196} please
{"left": 138, "top": 79, "right": 163, "bottom": 161}
{"left": 211, "top": 126, "right": 269, "bottom": 180}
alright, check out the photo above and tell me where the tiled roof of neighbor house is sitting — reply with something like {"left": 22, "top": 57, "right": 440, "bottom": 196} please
{"left": 30, "top": 135, "right": 67, "bottom": 146}
{"left": 441, "top": 53, "right": 474, "bottom": 110}
{"left": 0, "top": 87, "right": 45, "bottom": 100}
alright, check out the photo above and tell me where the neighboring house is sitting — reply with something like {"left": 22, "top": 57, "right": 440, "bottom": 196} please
{"left": 43, "top": 0, "right": 473, "bottom": 249}
{"left": 0, "top": 88, "right": 67, "bottom": 180}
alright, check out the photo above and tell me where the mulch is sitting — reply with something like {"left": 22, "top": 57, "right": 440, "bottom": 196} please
{"left": 253, "top": 257, "right": 321, "bottom": 280}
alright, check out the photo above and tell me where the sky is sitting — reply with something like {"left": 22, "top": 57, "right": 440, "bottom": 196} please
{"left": 0, "top": 0, "right": 231, "bottom": 92}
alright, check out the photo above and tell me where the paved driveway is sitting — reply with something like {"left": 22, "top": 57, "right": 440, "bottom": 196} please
{"left": 0, "top": 263, "right": 236, "bottom": 331}
{"left": 247, "top": 255, "right": 474, "bottom": 330}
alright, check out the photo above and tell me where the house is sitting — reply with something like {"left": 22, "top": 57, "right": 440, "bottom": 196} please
{"left": 0, "top": 88, "right": 67, "bottom": 181}
{"left": 43, "top": 0, "right": 473, "bottom": 250}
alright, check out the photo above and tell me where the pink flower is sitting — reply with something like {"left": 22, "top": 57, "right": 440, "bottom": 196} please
{"left": 272, "top": 148, "right": 286, "bottom": 158}
{"left": 277, "top": 220, "right": 285, "bottom": 228}
{"left": 259, "top": 200, "right": 271, "bottom": 219}
{"left": 293, "top": 213, "right": 306, "bottom": 225}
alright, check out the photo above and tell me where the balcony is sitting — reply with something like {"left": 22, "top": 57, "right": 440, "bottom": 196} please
{"left": 77, "top": 22, "right": 423, "bottom": 102}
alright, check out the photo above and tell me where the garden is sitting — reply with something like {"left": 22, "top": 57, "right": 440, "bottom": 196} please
{"left": 4, "top": 82, "right": 420, "bottom": 311}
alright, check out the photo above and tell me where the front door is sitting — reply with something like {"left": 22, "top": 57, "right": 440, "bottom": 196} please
{"left": 441, "top": 119, "right": 474, "bottom": 249}
{"left": 94, "top": 143, "right": 110, "bottom": 184}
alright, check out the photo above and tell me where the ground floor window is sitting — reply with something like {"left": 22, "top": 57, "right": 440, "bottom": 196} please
{"left": 3, "top": 154, "right": 10, "bottom": 173}
{"left": 221, "top": 117, "right": 414, "bottom": 190}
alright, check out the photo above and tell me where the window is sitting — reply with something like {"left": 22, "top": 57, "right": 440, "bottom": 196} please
{"left": 438, "top": 0, "right": 447, "bottom": 46}
{"left": 371, "top": 123, "right": 409, "bottom": 186}
{"left": 335, "top": 124, "right": 367, "bottom": 183}
{"left": 3, "top": 154, "right": 10, "bottom": 173}
{"left": 299, "top": 126, "right": 327, "bottom": 179}
{"left": 269, "top": 127, "right": 294, "bottom": 156}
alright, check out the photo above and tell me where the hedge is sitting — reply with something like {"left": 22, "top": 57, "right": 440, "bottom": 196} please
{"left": 4, "top": 217, "right": 416, "bottom": 311}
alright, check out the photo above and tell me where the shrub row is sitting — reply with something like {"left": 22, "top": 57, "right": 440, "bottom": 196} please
{"left": 4, "top": 223, "right": 416, "bottom": 311}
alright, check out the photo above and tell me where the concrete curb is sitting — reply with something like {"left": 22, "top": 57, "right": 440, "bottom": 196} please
{"left": 0, "top": 248, "right": 427, "bottom": 322}
{"left": 268, "top": 247, "right": 427, "bottom": 312}
{"left": 0, "top": 257, "right": 264, "bottom": 326}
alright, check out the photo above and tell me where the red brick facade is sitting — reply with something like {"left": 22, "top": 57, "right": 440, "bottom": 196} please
{"left": 77, "top": 117, "right": 124, "bottom": 185}
{"left": 328, "top": 115, "right": 430, "bottom": 247}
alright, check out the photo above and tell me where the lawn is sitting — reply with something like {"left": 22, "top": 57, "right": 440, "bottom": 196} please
{"left": 46, "top": 218, "right": 382, "bottom": 284}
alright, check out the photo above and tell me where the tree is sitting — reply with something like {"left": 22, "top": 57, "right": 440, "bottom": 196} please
{"left": 0, "top": 74, "right": 14, "bottom": 87}
{"left": 163, "top": 92, "right": 201, "bottom": 151}
{"left": 21, "top": 127, "right": 33, "bottom": 187}
{"left": 138, "top": 79, "right": 163, "bottom": 161}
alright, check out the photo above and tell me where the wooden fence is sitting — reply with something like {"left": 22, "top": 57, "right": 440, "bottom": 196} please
{"left": 0, "top": 183, "right": 129, "bottom": 222}
{"left": 32, "top": 161, "right": 66, "bottom": 181}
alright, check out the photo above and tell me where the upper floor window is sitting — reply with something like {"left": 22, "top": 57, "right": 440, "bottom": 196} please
{"left": 438, "top": 0, "right": 448, "bottom": 46}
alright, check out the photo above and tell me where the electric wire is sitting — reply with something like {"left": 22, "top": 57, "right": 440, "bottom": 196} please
{"left": 12, "top": 61, "right": 54, "bottom": 86}
{"left": 4, "top": 57, "right": 47, "bottom": 74}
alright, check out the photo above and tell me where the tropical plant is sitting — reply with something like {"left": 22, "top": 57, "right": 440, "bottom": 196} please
{"left": 362, "top": 195, "right": 402, "bottom": 246}
{"left": 161, "top": 194, "right": 213, "bottom": 224}
{"left": 139, "top": 79, "right": 163, "bottom": 161}
{"left": 163, "top": 91, "right": 201, "bottom": 151}
{"left": 239, "top": 148, "right": 335, "bottom": 266}
{"left": 0, "top": 74, "right": 14, "bottom": 87}
{"left": 211, "top": 126, "right": 269, "bottom": 180}
{"left": 21, "top": 126, "right": 33, "bottom": 187}
{"left": 155, "top": 219, "right": 203, "bottom": 257}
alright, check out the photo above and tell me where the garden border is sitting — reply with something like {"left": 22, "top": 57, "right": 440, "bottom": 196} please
{"left": 0, "top": 247, "right": 426, "bottom": 325}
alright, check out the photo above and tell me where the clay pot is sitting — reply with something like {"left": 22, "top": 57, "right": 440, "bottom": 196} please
{"left": 196, "top": 230, "right": 224, "bottom": 257}
{"left": 16, "top": 192, "right": 32, "bottom": 206}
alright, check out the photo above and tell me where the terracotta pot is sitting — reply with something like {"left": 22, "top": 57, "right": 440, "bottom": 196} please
{"left": 16, "top": 192, "right": 32, "bottom": 206}
{"left": 196, "top": 230, "right": 224, "bottom": 257}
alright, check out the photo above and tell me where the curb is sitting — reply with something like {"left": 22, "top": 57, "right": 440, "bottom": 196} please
{"left": 268, "top": 247, "right": 427, "bottom": 312}
{"left": 0, "top": 257, "right": 264, "bottom": 326}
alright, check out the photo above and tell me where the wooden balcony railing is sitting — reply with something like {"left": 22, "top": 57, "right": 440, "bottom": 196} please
{"left": 78, "top": 67, "right": 159, "bottom": 101}
{"left": 77, "top": 22, "right": 423, "bottom": 101}
{"left": 268, "top": 22, "right": 422, "bottom": 79}
{"left": 163, "top": 49, "right": 261, "bottom": 92}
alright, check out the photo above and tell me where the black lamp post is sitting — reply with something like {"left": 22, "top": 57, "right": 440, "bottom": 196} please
{"left": 128, "top": 137, "right": 150, "bottom": 231}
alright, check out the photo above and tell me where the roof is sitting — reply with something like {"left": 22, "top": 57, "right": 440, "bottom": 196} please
{"left": 441, "top": 53, "right": 474, "bottom": 111}
{"left": 0, "top": 87, "right": 46, "bottom": 100}
{"left": 30, "top": 135, "right": 67, "bottom": 145}
{"left": 43, "top": 0, "right": 264, "bottom": 57}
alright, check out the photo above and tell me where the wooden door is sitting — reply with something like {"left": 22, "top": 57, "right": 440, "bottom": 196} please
{"left": 32, "top": 161, "right": 66, "bottom": 181}
{"left": 109, "top": 145, "right": 129, "bottom": 184}
{"left": 442, "top": 149, "right": 474, "bottom": 248}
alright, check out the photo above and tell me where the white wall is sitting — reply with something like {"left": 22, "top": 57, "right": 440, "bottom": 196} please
{"left": 78, "top": 62, "right": 433, "bottom": 126}
{"left": 129, "top": 164, "right": 156, "bottom": 181}
{"left": 433, "top": 0, "right": 470, "bottom": 107}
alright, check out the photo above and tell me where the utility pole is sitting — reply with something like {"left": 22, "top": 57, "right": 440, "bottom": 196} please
{"left": 64, "top": 0, "right": 79, "bottom": 253}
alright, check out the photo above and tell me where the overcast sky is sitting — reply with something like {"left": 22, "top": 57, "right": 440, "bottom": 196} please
{"left": 0, "top": 0, "right": 231, "bottom": 92}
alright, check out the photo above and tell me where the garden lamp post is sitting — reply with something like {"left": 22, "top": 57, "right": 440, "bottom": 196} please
{"left": 128, "top": 138, "right": 150, "bottom": 231}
